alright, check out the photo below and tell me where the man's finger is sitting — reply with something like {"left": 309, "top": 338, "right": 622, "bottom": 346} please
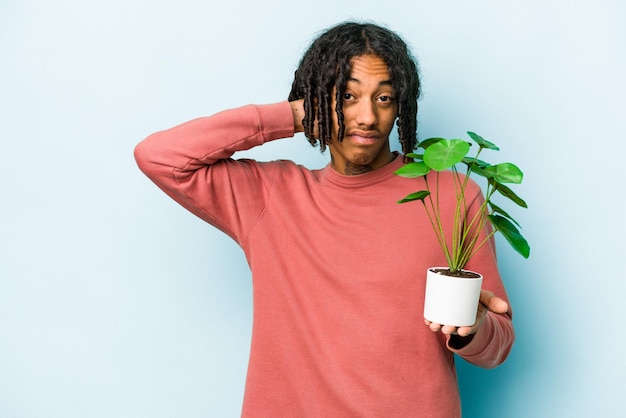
{"left": 480, "top": 289, "right": 508, "bottom": 313}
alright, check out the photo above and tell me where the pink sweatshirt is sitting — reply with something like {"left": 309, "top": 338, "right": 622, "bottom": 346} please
{"left": 134, "top": 101, "right": 514, "bottom": 417}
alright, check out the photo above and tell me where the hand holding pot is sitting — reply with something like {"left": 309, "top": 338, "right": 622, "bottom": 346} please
{"left": 424, "top": 290, "right": 509, "bottom": 338}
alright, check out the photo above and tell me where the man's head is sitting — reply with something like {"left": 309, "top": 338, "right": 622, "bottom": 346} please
{"left": 288, "top": 22, "right": 421, "bottom": 158}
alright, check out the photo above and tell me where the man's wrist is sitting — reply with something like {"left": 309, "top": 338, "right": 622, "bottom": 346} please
{"left": 289, "top": 99, "right": 305, "bottom": 133}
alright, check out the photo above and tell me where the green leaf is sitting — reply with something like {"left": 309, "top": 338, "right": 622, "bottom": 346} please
{"left": 467, "top": 131, "right": 499, "bottom": 150}
{"left": 468, "top": 164, "right": 490, "bottom": 179}
{"left": 484, "top": 163, "right": 523, "bottom": 184}
{"left": 394, "top": 162, "right": 430, "bottom": 178}
{"left": 488, "top": 201, "right": 521, "bottom": 228}
{"left": 423, "top": 139, "right": 470, "bottom": 171}
{"left": 405, "top": 152, "right": 423, "bottom": 160}
{"left": 493, "top": 182, "right": 528, "bottom": 208}
{"left": 463, "top": 157, "right": 489, "bottom": 168}
{"left": 398, "top": 190, "right": 430, "bottom": 204}
{"left": 417, "top": 137, "right": 445, "bottom": 150}
{"left": 489, "top": 214, "right": 530, "bottom": 258}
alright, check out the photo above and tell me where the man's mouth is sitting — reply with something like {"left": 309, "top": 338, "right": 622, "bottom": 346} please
{"left": 347, "top": 132, "right": 379, "bottom": 145}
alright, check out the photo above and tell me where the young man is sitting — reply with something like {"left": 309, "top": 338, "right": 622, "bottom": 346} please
{"left": 135, "top": 22, "right": 514, "bottom": 417}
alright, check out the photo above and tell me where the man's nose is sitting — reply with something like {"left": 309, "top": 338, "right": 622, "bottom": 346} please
{"left": 355, "top": 100, "right": 377, "bottom": 127}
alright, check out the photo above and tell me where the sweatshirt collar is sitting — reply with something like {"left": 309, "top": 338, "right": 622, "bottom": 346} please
{"left": 321, "top": 152, "right": 405, "bottom": 188}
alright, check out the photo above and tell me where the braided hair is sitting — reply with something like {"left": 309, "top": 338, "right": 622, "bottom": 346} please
{"left": 288, "top": 21, "right": 421, "bottom": 155}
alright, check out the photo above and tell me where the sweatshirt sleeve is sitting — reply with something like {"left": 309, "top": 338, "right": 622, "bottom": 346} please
{"left": 446, "top": 311, "right": 514, "bottom": 369}
{"left": 134, "top": 101, "right": 295, "bottom": 242}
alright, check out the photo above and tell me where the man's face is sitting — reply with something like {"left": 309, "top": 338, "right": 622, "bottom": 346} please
{"left": 328, "top": 54, "right": 398, "bottom": 175}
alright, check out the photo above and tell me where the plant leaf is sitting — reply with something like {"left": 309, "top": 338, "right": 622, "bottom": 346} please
{"left": 418, "top": 137, "right": 445, "bottom": 150}
{"left": 468, "top": 164, "right": 490, "bottom": 179}
{"left": 398, "top": 190, "right": 430, "bottom": 204}
{"left": 493, "top": 182, "right": 528, "bottom": 208}
{"left": 394, "top": 162, "right": 430, "bottom": 178}
{"left": 488, "top": 201, "right": 521, "bottom": 228}
{"left": 463, "top": 156, "right": 490, "bottom": 168}
{"left": 423, "top": 139, "right": 470, "bottom": 171}
{"left": 489, "top": 214, "right": 530, "bottom": 258}
{"left": 484, "top": 163, "right": 524, "bottom": 184}
{"left": 405, "top": 152, "right": 423, "bottom": 160}
{"left": 467, "top": 131, "right": 499, "bottom": 150}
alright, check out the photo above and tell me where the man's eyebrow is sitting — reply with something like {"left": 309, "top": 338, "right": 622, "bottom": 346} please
{"left": 347, "top": 77, "right": 393, "bottom": 86}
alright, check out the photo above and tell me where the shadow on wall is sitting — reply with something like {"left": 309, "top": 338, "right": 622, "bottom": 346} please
{"left": 456, "top": 249, "right": 542, "bottom": 417}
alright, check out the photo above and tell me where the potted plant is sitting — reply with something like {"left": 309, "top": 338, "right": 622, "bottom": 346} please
{"left": 395, "top": 131, "right": 530, "bottom": 326}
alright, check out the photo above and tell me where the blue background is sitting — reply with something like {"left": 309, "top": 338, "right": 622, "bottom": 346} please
{"left": 1, "top": 1, "right": 624, "bottom": 416}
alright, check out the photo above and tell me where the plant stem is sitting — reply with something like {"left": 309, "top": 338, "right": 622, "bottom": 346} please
{"left": 424, "top": 174, "right": 453, "bottom": 268}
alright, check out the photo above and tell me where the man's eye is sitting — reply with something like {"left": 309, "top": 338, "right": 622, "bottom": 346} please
{"left": 343, "top": 93, "right": 354, "bottom": 101}
{"left": 379, "top": 95, "right": 394, "bottom": 102}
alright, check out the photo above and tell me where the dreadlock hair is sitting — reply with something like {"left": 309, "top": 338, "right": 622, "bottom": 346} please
{"left": 288, "top": 21, "right": 421, "bottom": 155}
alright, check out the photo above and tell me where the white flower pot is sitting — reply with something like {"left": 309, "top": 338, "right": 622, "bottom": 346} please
{"left": 423, "top": 267, "right": 483, "bottom": 327}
